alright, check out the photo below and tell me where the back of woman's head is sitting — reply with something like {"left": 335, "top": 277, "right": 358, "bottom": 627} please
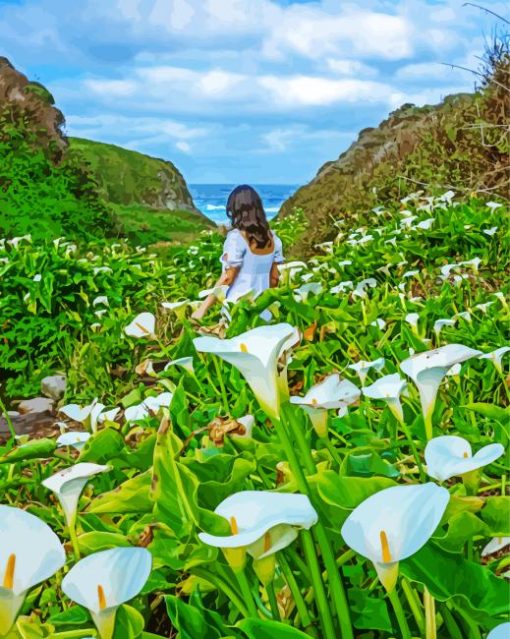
{"left": 226, "top": 185, "right": 271, "bottom": 249}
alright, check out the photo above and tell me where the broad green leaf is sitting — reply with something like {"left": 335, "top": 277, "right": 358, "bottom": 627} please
{"left": 481, "top": 497, "right": 510, "bottom": 534}
{"left": 79, "top": 427, "right": 126, "bottom": 464}
{"left": 77, "top": 531, "right": 130, "bottom": 554}
{"left": 349, "top": 588, "right": 392, "bottom": 632}
{"left": 113, "top": 604, "right": 145, "bottom": 639}
{"left": 164, "top": 594, "right": 229, "bottom": 639}
{"left": 237, "top": 618, "right": 311, "bottom": 638}
{"left": 315, "top": 470, "right": 396, "bottom": 510}
{"left": 401, "top": 542, "right": 510, "bottom": 616}
{"left": 463, "top": 403, "right": 509, "bottom": 422}
{"left": 0, "top": 438, "right": 56, "bottom": 463}
{"left": 87, "top": 470, "right": 152, "bottom": 514}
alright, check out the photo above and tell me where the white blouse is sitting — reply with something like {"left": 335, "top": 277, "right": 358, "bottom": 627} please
{"left": 221, "top": 229, "right": 284, "bottom": 302}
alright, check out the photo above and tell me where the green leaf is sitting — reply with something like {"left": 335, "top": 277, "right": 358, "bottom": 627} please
{"left": 463, "top": 403, "right": 510, "bottom": 422}
{"left": 481, "top": 497, "right": 510, "bottom": 534}
{"left": 113, "top": 604, "right": 145, "bottom": 639}
{"left": 0, "top": 438, "right": 56, "bottom": 464}
{"left": 87, "top": 470, "right": 152, "bottom": 514}
{"left": 315, "top": 470, "right": 396, "bottom": 510}
{"left": 79, "top": 427, "right": 126, "bottom": 464}
{"left": 349, "top": 588, "right": 392, "bottom": 632}
{"left": 77, "top": 531, "right": 130, "bottom": 554}
{"left": 164, "top": 594, "right": 228, "bottom": 639}
{"left": 401, "top": 542, "right": 510, "bottom": 616}
{"left": 237, "top": 618, "right": 311, "bottom": 638}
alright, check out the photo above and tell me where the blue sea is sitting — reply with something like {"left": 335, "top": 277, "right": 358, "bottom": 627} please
{"left": 189, "top": 184, "right": 299, "bottom": 225}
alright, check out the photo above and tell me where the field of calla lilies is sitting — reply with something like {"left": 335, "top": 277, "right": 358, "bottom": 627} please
{"left": 0, "top": 191, "right": 509, "bottom": 639}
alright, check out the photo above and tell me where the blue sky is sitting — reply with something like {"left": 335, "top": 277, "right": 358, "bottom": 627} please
{"left": 0, "top": 0, "right": 506, "bottom": 184}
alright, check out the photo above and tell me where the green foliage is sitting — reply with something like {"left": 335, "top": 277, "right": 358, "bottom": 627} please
{"left": 0, "top": 108, "right": 115, "bottom": 241}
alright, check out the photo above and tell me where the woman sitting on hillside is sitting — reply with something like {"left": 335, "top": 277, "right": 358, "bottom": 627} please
{"left": 191, "top": 184, "right": 284, "bottom": 321}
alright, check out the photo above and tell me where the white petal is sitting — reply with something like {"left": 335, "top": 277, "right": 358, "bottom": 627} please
{"left": 0, "top": 506, "right": 65, "bottom": 594}
{"left": 198, "top": 491, "right": 317, "bottom": 549}
{"left": 62, "top": 547, "right": 152, "bottom": 613}
{"left": 341, "top": 483, "right": 449, "bottom": 563}
{"left": 425, "top": 436, "right": 504, "bottom": 481}
{"left": 488, "top": 622, "right": 510, "bottom": 639}
{"left": 363, "top": 374, "right": 407, "bottom": 400}
{"left": 125, "top": 312, "right": 156, "bottom": 338}
{"left": 56, "top": 432, "right": 91, "bottom": 450}
{"left": 481, "top": 537, "right": 510, "bottom": 557}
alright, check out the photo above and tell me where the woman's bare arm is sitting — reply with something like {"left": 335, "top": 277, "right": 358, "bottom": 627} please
{"left": 191, "top": 267, "right": 240, "bottom": 321}
{"left": 270, "top": 262, "right": 280, "bottom": 288}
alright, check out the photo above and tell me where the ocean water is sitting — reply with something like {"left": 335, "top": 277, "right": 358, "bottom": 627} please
{"left": 189, "top": 184, "right": 299, "bottom": 225}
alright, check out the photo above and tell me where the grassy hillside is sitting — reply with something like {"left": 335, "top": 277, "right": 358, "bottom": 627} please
{"left": 0, "top": 58, "right": 212, "bottom": 245}
{"left": 280, "top": 44, "right": 509, "bottom": 256}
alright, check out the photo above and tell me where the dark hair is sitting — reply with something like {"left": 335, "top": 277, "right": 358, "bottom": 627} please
{"left": 226, "top": 185, "right": 272, "bottom": 249}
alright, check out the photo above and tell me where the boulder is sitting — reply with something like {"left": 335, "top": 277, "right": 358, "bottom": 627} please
{"left": 18, "top": 397, "right": 54, "bottom": 414}
{"left": 41, "top": 374, "right": 66, "bottom": 400}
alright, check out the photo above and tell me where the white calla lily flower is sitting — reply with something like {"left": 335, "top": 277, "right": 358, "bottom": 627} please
{"left": 198, "top": 491, "right": 317, "bottom": 560}
{"left": 294, "top": 282, "right": 323, "bottom": 302}
{"left": 60, "top": 399, "right": 105, "bottom": 433}
{"left": 487, "top": 622, "right": 510, "bottom": 639}
{"left": 124, "top": 392, "right": 173, "bottom": 422}
{"left": 235, "top": 414, "right": 255, "bottom": 439}
{"left": 194, "top": 323, "right": 297, "bottom": 420}
{"left": 124, "top": 312, "right": 156, "bottom": 339}
{"left": 330, "top": 280, "right": 353, "bottom": 294}
{"left": 405, "top": 312, "right": 420, "bottom": 333}
{"left": 370, "top": 318, "right": 386, "bottom": 329}
{"left": 348, "top": 357, "right": 385, "bottom": 386}
{"left": 42, "top": 463, "right": 110, "bottom": 529}
{"left": 62, "top": 547, "right": 152, "bottom": 639}
{"left": 164, "top": 356, "right": 195, "bottom": 375}
{"left": 425, "top": 436, "right": 504, "bottom": 482}
{"left": 362, "top": 374, "right": 407, "bottom": 424}
{"left": 481, "top": 537, "right": 510, "bottom": 558}
{"left": 433, "top": 318, "right": 456, "bottom": 339}
{"left": 56, "top": 432, "right": 91, "bottom": 451}
{"left": 198, "top": 285, "right": 229, "bottom": 302}
{"left": 0, "top": 506, "right": 66, "bottom": 635}
{"left": 92, "top": 296, "right": 109, "bottom": 307}
{"left": 400, "top": 344, "right": 482, "bottom": 439}
{"left": 341, "top": 483, "right": 449, "bottom": 592}
{"left": 479, "top": 346, "right": 510, "bottom": 375}
{"left": 290, "top": 375, "right": 360, "bottom": 437}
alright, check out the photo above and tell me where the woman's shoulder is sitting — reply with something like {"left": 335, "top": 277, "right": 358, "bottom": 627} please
{"left": 226, "top": 228, "right": 243, "bottom": 240}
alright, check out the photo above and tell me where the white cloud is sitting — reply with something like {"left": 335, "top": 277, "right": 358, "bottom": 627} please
{"left": 326, "top": 59, "right": 377, "bottom": 77}
{"left": 259, "top": 75, "right": 395, "bottom": 107}
{"left": 176, "top": 141, "right": 191, "bottom": 153}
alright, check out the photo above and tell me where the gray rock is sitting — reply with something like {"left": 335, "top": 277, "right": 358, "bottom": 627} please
{"left": 41, "top": 374, "right": 66, "bottom": 400}
{"left": 18, "top": 397, "right": 54, "bottom": 414}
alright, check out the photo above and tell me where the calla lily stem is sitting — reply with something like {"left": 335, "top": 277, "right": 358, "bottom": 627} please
{"left": 52, "top": 631, "right": 98, "bottom": 638}
{"left": 278, "top": 552, "right": 316, "bottom": 635}
{"left": 193, "top": 566, "right": 249, "bottom": 617}
{"left": 281, "top": 405, "right": 354, "bottom": 639}
{"left": 401, "top": 577, "right": 425, "bottom": 635}
{"left": 388, "top": 588, "right": 412, "bottom": 639}
{"left": 235, "top": 569, "right": 258, "bottom": 618}
{"left": 68, "top": 518, "right": 81, "bottom": 560}
{"left": 212, "top": 356, "right": 229, "bottom": 413}
{"left": 424, "top": 587, "right": 437, "bottom": 639}
{"left": 266, "top": 582, "right": 281, "bottom": 621}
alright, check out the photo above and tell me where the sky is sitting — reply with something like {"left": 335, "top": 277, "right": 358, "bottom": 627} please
{"left": 0, "top": 0, "right": 506, "bottom": 184}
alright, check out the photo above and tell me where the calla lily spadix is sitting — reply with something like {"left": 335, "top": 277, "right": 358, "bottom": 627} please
{"left": 348, "top": 357, "right": 385, "bottom": 386}
{"left": 424, "top": 436, "right": 504, "bottom": 482}
{"left": 124, "top": 312, "right": 156, "bottom": 339}
{"left": 193, "top": 323, "right": 297, "bottom": 420}
{"left": 0, "top": 505, "right": 66, "bottom": 635}
{"left": 341, "top": 483, "right": 449, "bottom": 592}
{"left": 362, "top": 374, "right": 408, "bottom": 424}
{"left": 198, "top": 491, "right": 317, "bottom": 572}
{"left": 400, "top": 344, "right": 482, "bottom": 439}
{"left": 487, "top": 622, "right": 510, "bottom": 639}
{"left": 62, "top": 547, "right": 152, "bottom": 639}
{"left": 479, "top": 346, "right": 510, "bottom": 374}
{"left": 290, "top": 374, "right": 360, "bottom": 438}
{"left": 42, "top": 463, "right": 110, "bottom": 530}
